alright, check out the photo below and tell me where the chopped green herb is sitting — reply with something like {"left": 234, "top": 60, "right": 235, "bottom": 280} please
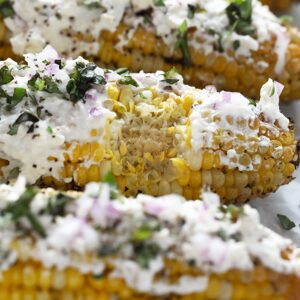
{"left": 232, "top": 40, "right": 241, "bottom": 50}
{"left": 45, "top": 193, "right": 75, "bottom": 217}
{"left": 28, "top": 74, "right": 60, "bottom": 94}
{"left": 4, "top": 187, "right": 46, "bottom": 237}
{"left": 269, "top": 82, "right": 276, "bottom": 97}
{"left": 143, "top": 15, "right": 152, "bottom": 25}
{"left": 174, "top": 20, "right": 191, "bottom": 66}
{"left": 154, "top": 0, "right": 165, "bottom": 7}
{"left": 47, "top": 126, "right": 53, "bottom": 134}
{"left": 67, "top": 62, "right": 106, "bottom": 103}
{"left": 0, "top": 65, "right": 13, "bottom": 85}
{"left": 132, "top": 227, "right": 153, "bottom": 242}
{"left": 119, "top": 75, "right": 139, "bottom": 87}
{"left": 134, "top": 242, "right": 159, "bottom": 268}
{"left": 6, "top": 87, "right": 27, "bottom": 111}
{"left": 132, "top": 219, "right": 160, "bottom": 242}
{"left": 226, "top": 0, "right": 256, "bottom": 36}
{"left": 277, "top": 214, "right": 296, "bottom": 230}
{"left": 44, "top": 77, "right": 60, "bottom": 94}
{"left": 103, "top": 172, "right": 119, "bottom": 199}
{"left": 103, "top": 172, "right": 117, "bottom": 188}
{"left": 28, "top": 74, "right": 45, "bottom": 91}
{"left": 280, "top": 15, "right": 293, "bottom": 26}
{"left": 0, "top": 0, "right": 14, "bottom": 17}
{"left": 164, "top": 67, "right": 178, "bottom": 79}
{"left": 187, "top": 4, "right": 204, "bottom": 19}
{"left": 7, "top": 111, "right": 39, "bottom": 136}
{"left": 248, "top": 98, "right": 256, "bottom": 106}
{"left": 83, "top": 0, "right": 103, "bottom": 9}
{"left": 139, "top": 92, "right": 147, "bottom": 99}
{"left": 116, "top": 68, "right": 129, "bottom": 75}
{"left": 8, "top": 167, "right": 20, "bottom": 179}
{"left": 162, "top": 79, "right": 179, "bottom": 85}
{"left": 54, "top": 59, "right": 65, "bottom": 69}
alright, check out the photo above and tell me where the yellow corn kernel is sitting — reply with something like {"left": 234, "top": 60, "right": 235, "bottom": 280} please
{"left": 171, "top": 158, "right": 190, "bottom": 187}
{"left": 92, "top": 143, "right": 104, "bottom": 162}
{"left": 283, "top": 163, "right": 295, "bottom": 177}
{"left": 202, "top": 151, "right": 214, "bottom": 170}
{"left": 71, "top": 144, "right": 81, "bottom": 163}
{"left": 66, "top": 269, "right": 85, "bottom": 290}
{"left": 206, "top": 277, "right": 221, "bottom": 298}
{"left": 108, "top": 83, "right": 120, "bottom": 100}
{"left": 183, "top": 186, "right": 194, "bottom": 199}
{"left": 23, "top": 266, "right": 37, "bottom": 288}
{"left": 39, "top": 268, "right": 53, "bottom": 290}
{"left": 183, "top": 94, "right": 194, "bottom": 115}
{"left": 144, "top": 152, "right": 154, "bottom": 162}
{"left": 119, "top": 142, "right": 127, "bottom": 156}
{"left": 80, "top": 143, "right": 91, "bottom": 159}
{"left": 119, "top": 87, "right": 133, "bottom": 109}
{"left": 90, "top": 129, "right": 98, "bottom": 137}
{"left": 167, "top": 148, "right": 177, "bottom": 158}
{"left": 87, "top": 165, "right": 101, "bottom": 182}
{"left": 76, "top": 167, "right": 88, "bottom": 186}
{"left": 190, "top": 171, "right": 202, "bottom": 188}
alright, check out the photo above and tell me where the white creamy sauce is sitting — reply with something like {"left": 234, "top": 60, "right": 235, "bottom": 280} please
{"left": 0, "top": 181, "right": 300, "bottom": 295}
{"left": 257, "top": 79, "right": 289, "bottom": 130}
{"left": 4, "top": 0, "right": 289, "bottom": 74}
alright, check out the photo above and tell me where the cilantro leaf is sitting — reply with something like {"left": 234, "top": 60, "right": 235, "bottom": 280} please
{"left": 174, "top": 20, "right": 191, "bottom": 66}
{"left": 67, "top": 62, "right": 106, "bottom": 103}
{"left": 226, "top": 0, "right": 256, "bottom": 36}
{"left": 154, "top": 0, "right": 165, "bottom": 7}
{"left": 119, "top": 75, "right": 139, "bottom": 87}
{"left": 0, "top": 65, "right": 13, "bottom": 85}
{"left": 0, "top": 0, "right": 14, "bottom": 17}
{"left": 277, "top": 214, "right": 296, "bottom": 230}
{"left": 4, "top": 187, "right": 46, "bottom": 237}
{"left": 6, "top": 87, "right": 27, "bottom": 111}
{"left": 7, "top": 111, "right": 39, "bottom": 136}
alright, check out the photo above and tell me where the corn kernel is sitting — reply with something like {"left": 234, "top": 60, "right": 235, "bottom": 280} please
{"left": 108, "top": 83, "right": 120, "bottom": 100}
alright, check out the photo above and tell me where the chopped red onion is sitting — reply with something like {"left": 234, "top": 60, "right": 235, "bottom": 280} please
{"left": 205, "top": 85, "right": 217, "bottom": 93}
{"left": 275, "top": 81, "right": 284, "bottom": 96}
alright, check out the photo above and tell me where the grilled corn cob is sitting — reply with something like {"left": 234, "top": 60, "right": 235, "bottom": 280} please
{"left": 0, "top": 177, "right": 300, "bottom": 299}
{"left": 0, "top": 46, "right": 298, "bottom": 203}
{"left": 261, "top": 0, "right": 295, "bottom": 11}
{"left": 0, "top": 0, "right": 300, "bottom": 100}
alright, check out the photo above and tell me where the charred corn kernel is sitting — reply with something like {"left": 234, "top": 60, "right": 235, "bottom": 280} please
{"left": 108, "top": 83, "right": 120, "bottom": 100}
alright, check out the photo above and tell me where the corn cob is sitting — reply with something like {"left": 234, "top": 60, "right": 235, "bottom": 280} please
{"left": 261, "top": 0, "right": 295, "bottom": 11}
{"left": 0, "top": 177, "right": 299, "bottom": 299}
{"left": 0, "top": 0, "right": 300, "bottom": 101}
{"left": 0, "top": 47, "right": 298, "bottom": 204}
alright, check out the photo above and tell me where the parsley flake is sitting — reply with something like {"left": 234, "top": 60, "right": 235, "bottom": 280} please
{"left": 277, "top": 214, "right": 296, "bottom": 230}
{"left": 174, "top": 20, "right": 191, "bottom": 66}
